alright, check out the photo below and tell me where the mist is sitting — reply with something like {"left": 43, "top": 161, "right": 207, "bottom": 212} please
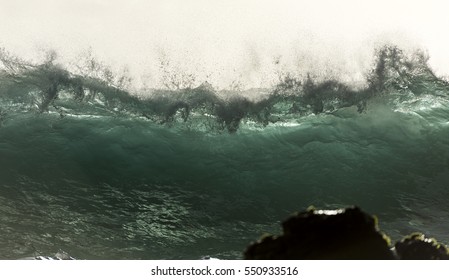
{"left": 1, "top": 0, "right": 449, "bottom": 89}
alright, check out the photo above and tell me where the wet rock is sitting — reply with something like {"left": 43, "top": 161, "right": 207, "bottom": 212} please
{"left": 245, "top": 206, "right": 449, "bottom": 260}
{"left": 244, "top": 206, "right": 394, "bottom": 259}
{"left": 395, "top": 233, "right": 449, "bottom": 260}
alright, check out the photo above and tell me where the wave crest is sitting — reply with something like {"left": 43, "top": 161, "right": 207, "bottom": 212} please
{"left": 1, "top": 45, "right": 448, "bottom": 132}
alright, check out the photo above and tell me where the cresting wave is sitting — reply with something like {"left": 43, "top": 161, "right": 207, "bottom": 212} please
{"left": 1, "top": 45, "right": 448, "bottom": 133}
{"left": 1, "top": 45, "right": 449, "bottom": 259}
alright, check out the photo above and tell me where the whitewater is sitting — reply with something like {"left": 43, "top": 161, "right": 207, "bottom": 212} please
{"left": 0, "top": 44, "right": 449, "bottom": 259}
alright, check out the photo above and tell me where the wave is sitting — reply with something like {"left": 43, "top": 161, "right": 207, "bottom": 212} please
{"left": 1, "top": 45, "right": 449, "bottom": 259}
{"left": 1, "top": 45, "right": 448, "bottom": 133}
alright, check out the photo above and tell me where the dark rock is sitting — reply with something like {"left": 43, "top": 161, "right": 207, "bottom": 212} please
{"left": 244, "top": 206, "right": 394, "bottom": 259}
{"left": 395, "top": 233, "right": 449, "bottom": 260}
{"left": 245, "top": 206, "right": 449, "bottom": 260}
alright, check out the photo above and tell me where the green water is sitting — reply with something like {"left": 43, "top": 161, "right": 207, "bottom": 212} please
{"left": 1, "top": 45, "right": 449, "bottom": 259}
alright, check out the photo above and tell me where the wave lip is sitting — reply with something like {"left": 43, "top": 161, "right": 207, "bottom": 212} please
{"left": 1, "top": 45, "right": 448, "bottom": 132}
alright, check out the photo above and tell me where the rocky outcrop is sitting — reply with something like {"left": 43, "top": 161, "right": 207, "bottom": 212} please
{"left": 395, "top": 233, "right": 449, "bottom": 260}
{"left": 244, "top": 206, "right": 449, "bottom": 260}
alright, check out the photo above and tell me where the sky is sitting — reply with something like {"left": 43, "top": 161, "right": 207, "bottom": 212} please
{"left": 0, "top": 0, "right": 449, "bottom": 88}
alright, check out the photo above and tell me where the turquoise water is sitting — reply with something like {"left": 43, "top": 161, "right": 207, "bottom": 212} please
{"left": 0, "top": 46, "right": 449, "bottom": 259}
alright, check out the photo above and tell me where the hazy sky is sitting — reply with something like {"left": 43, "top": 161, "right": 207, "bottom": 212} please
{"left": 1, "top": 0, "right": 449, "bottom": 88}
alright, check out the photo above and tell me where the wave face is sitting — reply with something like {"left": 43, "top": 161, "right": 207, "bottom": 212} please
{"left": 1, "top": 46, "right": 449, "bottom": 259}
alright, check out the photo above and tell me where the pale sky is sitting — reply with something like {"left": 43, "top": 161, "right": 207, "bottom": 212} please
{"left": 1, "top": 0, "right": 449, "bottom": 88}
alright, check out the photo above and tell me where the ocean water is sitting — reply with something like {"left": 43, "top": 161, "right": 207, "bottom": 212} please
{"left": 0, "top": 46, "right": 449, "bottom": 259}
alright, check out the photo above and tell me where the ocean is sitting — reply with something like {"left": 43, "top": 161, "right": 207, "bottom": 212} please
{"left": 0, "top": 45, "right": 448, "bottom": 259}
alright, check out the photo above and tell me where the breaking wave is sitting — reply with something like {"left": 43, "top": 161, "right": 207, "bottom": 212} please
{"left": 1, "top": 45, "right": 447, "bottom": 133}
{"left": 1, "top": 45, "right": 449, "bottom": 259}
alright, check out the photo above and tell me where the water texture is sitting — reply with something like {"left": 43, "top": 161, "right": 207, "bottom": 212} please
{"left": 0, "top": 46, "right": 448, "bottom": 259}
